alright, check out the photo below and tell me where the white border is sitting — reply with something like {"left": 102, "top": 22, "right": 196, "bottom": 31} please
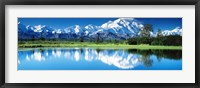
{"left": 5, "top": 5, "right": 195, "bottom": 83}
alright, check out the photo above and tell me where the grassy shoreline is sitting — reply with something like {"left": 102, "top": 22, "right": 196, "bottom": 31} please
{"left": 18, "top": 43, "right": 182, "bottom": 50}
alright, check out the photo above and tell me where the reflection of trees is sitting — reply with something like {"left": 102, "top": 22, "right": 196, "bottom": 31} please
{"left": 31, "top": 50, "right": 35, "bottom": 54}
{"left": 127, "top": 49, "right": 182, "bottom": 67}
{"left": 80, "top": 48, "right": 84, "bottom": 54}
{"left": 127, "top": 49, "right": 182, "bottom": 60}
{"left": 39, "top": 49, "right": 44, "bottom": 53}
{"left": 152, "top": 50, "right": 182, "bottom": 60}
{"left": 125, "top": 49, "right": 152, "bottom": 67}
{"left": 96, "top": 48, "right": 104, "bottom": 54}
{"left": 140, "top": 55, "right": 153, "bottom": 67}
{"left": 19, "top": 48, "right": 182, "bottom": 69}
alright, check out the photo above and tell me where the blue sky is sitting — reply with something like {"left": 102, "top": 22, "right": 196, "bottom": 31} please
{"left": 18, "top": 18, "right": 182, "bottom": 32}
{"left": 135, "top": 18, "right": 182, "bottom": 32}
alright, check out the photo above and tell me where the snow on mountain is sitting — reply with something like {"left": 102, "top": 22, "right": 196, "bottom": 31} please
{"left": 26, "top": 25, "right": 30, "bottom": 29}
{"left": 161, "top": 27, "right": 182, "bottom": 36}
{"left": 18, "top": 18, "right": 182, "bottom": 40}
{"left": 18, "top": 22, "right": 35, "bottom": 39}
{"left": 84, "top": 24, "right": 100, "bottom": 36}
{"left": 100, "top": 18, "right": 143, "bottom": 36}
{"left": 74, "top": 25, "right": 80, "bottom": 34}
{"left": 63, "top": 25, "right": 83, "bottom": 35}
{"left": 150, "top": 31, "right": 155, "bottom": 37}
{"left": 34, "top": 25, "right": 45, "bottom": 32}
{"left": 24, "top": 24, "right": 55, "bottom": 33}
{"left": 55, "top": 29, "right": 62, "bottom": 34}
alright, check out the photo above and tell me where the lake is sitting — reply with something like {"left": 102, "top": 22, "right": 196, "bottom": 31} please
{"left": 18, "top": 47, "right": 182, "bottom": 70}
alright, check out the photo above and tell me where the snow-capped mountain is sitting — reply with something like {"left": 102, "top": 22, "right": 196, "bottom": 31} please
{"left": 100, "top": 18, "right": 143, "bottom": 36}
{"left": 84, "top": 24, "right": 101, "bottom": 36}
{"left": 18, "top": 18, "right": 182, "bottom": 40}
{"left": 161, "top": 27, "right": 182, "bottom": 36}
{"left": 64, "top": 25, "right": 83, "bottom": 34}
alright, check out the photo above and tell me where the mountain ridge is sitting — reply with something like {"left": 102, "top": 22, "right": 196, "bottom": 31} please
{"left": 18, "top": 18, "right": 182, "bottom": 40}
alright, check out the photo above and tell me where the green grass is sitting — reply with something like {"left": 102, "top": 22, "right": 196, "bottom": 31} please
{"left": 18, "top": 41, "right": 182, "bottom": 50}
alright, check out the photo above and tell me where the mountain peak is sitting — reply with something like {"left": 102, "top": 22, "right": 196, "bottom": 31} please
{"left": 74, "top": 25, "right": 80, "bottom": 34}
{"left": 34, "top": 25, "right": 46, "bottom": 32}
{"left": 18, "top": 19, "right": 182, "bottom": 40}
{"left": 85, "top": 24, "right": 97, "bottom": 29}
{"left": 161, "top": 27, "right": 182, "bottom": 36}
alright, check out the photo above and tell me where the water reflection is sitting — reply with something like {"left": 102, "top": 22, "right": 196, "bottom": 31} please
{"left": 18, "top": 48, "right": 182, "bottom": 70}
{"left": 127, "top": 49, "right": 182, "bottom": 67}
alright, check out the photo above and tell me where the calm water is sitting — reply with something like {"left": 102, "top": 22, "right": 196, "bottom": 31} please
{"left": 18, "top": 48, "right": 182, "bottom": 70}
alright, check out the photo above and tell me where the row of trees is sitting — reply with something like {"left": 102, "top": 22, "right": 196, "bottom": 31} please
{"left": 127, "top": 35, "right": 182, "bottom": 46}
{"left": 127, "top": 24, "right": 182, "bottom": 46}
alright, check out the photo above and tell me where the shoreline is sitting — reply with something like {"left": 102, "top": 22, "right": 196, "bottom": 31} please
{"left": 18, "top": 44, "right": 182, "bottom": 50}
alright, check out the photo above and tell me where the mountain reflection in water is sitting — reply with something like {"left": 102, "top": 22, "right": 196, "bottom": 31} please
{"left": 18, "top": 48, "right": 182, "bottom": 70}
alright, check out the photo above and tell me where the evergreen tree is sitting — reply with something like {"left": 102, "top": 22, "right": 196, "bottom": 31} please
{"left": 31, "top": 35, "right": 35, "bottom": 41}
{"left": 80, "top": 36, "right": 83, "bottom": 42}
{"left": 140, "top": 24, "right": 153, "bottom": 37}
{"left": 96, "top": 33, "right": 100, "bottom": 43}
{"left": 157, "top": 28, "right": 162, "bottom": 38}
{"left": 89, "top": 38, "right": 92, "bottom": 42}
